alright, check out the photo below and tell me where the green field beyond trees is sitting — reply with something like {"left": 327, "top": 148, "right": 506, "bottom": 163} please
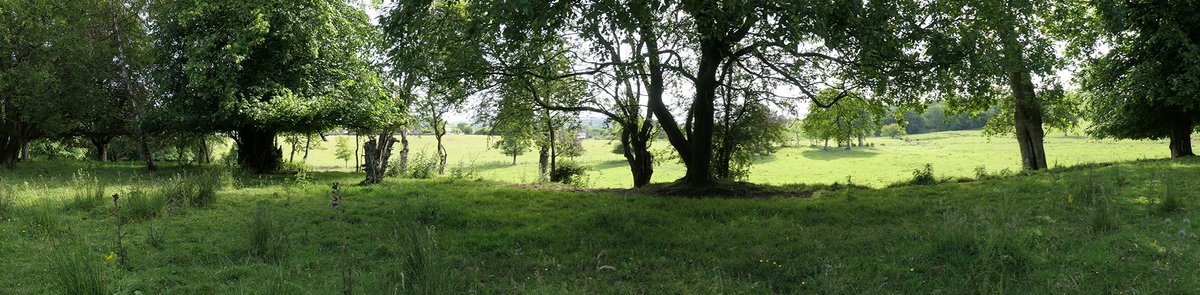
{"left": 1, "top": 156, "right": 1198, "bottom": 293}
{"left": 288, "top": 131, "right": 1179, "bottom": 188}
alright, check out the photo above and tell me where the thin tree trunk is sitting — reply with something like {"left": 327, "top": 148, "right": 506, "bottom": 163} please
{"left": 512, "top": 154, "right": 517, "bottom": 165}
{"left": 354, "top": 134, "right": 360, "bottom": 172}
{"left": 302, "top": 134, "right": 311, "bottom": 163}
{"left": 538, "top": 145, "right": 549, "bottom": 181}
{"left": 198, "top": 136, "right": 211, "bottom": 164}
{"left": 398, "top": 131, "right": 410, "bottom": 174}
{"left": 1169, "top": 118, "right": 1195, "bottom": 158}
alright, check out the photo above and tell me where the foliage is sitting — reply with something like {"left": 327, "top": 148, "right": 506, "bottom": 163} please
{"left": 713, "top": 103, "right": 788, "bottom": 180}
{"left": 909, "top": 164, "right": 937, "bottom": 186}
{"left": 334, "top": 137, "right": 353, "bottom": 167}
{"left": 802, "top": 90, "right": 885, "bottom": 149}
{"left": 880, "top": 123, "right": 907, "bottom": 139}
{"left": 1082, "top": 0, "right": 1200, "bottom": 155}
{"left": 550, "top": 161, "right": 589, "bottom": 186}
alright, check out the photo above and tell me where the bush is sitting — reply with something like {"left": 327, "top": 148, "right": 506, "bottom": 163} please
{"left": 448, "top": 162, "right": 479, "bottom": 180}
{"left": 909, "top": 164, "right": 937, "bottom": 185}
{"left": 392, "top": 152, "right": 437, "bottom": 179}
{"left": 550, "top": 161, "right": 589, "bottom": 186}
{"left": 973, "top": 166, "right": 989, "bottom": 180}
{"left": 48, "top": 246, "right": 105, "bottom": 295}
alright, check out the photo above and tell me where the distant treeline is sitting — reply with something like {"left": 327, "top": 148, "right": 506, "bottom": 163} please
{"left": 881, "top": 103, "right": 1001, "bottom": 135}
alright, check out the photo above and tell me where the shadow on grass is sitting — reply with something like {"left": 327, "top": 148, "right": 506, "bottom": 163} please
{"left": 800, "top": 149, "right": 880, "bottom": 160}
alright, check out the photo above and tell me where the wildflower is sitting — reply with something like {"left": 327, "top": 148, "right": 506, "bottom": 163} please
{"left": 104, "top": 252, "right": 117, "bottom": 262}
{"left": 909, "top": 268, "right": 914, "bottom": 272}
{"left": 112, "top": 193, "right": 120, "bottom": 201}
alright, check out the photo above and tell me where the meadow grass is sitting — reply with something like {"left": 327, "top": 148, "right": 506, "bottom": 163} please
{"left": 0, "top": 156, "right": 1197, "bottom": 293}
{"left": 283, "top": 130, "right": 1178, "bottom": 188}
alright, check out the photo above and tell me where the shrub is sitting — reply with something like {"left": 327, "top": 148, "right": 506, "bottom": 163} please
{"left": 248, "top": 203, "right": 286, "bottom": 261}
{"left": 550, "top": 161, "right": 589, "bottom": 186}
{"left": 973, "top": 166, "right": 989, "bottom": 180}
{"left": 48, "top": 246, "right": 105, "bottom": 295}
{"left": 397, "top": 152, "right": 438, "bottom": 179}
{"left": 909, "top": 164, "right": 937, "bottom": 185}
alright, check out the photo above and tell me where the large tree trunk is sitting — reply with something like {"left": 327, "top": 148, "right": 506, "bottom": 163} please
{"left": 1169, "top": 118, "right": 1195, "bottom": 158}
{"left": 682, "top": 39, "right": 722, "bottom": 186}
{"left": 620, "top": 121, "right": 655, "bottom": 187}
{"left": 19, "top": 140, "right": 28, "bottom": 162}
{"left": 0, "top": 115, "right": 21, "bottom": 169}
{"left": 90, "top": 136, "right": 112, "bottom": 162}
{"left": 858, "top": 134, "right": 864, "bottom": 147}
{"left": 1009, "top": 70, "right": 1048, "bottom": 170}
{"left": 236, "top": 128, "right": 282, "bottom": 173}
{"left": 361, "top": 131, "right": 397, "bottom": 185}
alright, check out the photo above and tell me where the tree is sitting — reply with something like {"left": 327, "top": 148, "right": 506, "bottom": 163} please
{"left": 712, "top": 102, "right": 788, "bottom": 180}
{"left": 335, "top": 136, "right": 353, "bottom": 168}
{"left": 921, "top": 0, "right": 1092, "bottom": 170}
{"left": 473, "top": 0, "right": 928, "bottom": 186}
{"left": 881, "top": 123, "right": 907, "bottom": 139}
{"left": 379, "top": 0, "right": 485, "bottom": 181}
{"left": 802, "top": 90, "right": 885, "bottom": 150}
{"left": 1082, "top": 0, "right": 1200, "bottom": 157}
{"left": 455, "top": 122, "right": 474, "bottom": 135}
{"left": 149, "top": 0, "right": 378, "bottom": 173}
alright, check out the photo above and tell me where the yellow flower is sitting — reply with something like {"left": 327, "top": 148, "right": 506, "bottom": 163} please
{"left": 104, "top": 252, "right": 117, "bottom": 262}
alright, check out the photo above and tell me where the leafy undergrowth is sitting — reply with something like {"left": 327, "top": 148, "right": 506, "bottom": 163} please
{"left": 0, "top": 158, "right": 1198, "bottom": 293}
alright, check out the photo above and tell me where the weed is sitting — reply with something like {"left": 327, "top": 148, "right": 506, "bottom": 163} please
{"left": 160, "top": 172, "right": 223, "bottom": 208}
{"left": 906, "top": 164, "right": 937, "bottom": 186}
{"left": 111, "top": 193, "right": 128, "bottom": 266}
{"left": 21, "top": 204, "right": 65, "bottom": 238}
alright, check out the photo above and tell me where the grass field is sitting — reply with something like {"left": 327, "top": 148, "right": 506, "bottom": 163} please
{"left": 285, "top": 130, "right": 1179, "bottom": 188}
{"left": 1, "top": 156, "right": 1198, "bottom": 293}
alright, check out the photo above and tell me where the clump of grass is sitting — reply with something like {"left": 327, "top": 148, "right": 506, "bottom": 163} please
{"left": 161, "top": 172, "right": 223, "bottom": 208}
{"left": 974, "top": 230, "right": 1031, "bottom": 292}
{"left": 247, "top": 202, "right": 286, "bottom": 262}
{"left": 64, "top": 173, "right": 106, "bottom": 212}
{"left": 1158, "top": 194, "right": 1183, "bottom": 214}
{"left": 397, "top": 224, "right": 453, "bottom": 294}
{"left": 121, "top": 190, "right": 166, "bottom": 221}
{"left": 47, "top": 246, "right": 106, "bottom": 295}
{"left": 1070, "top": 174, "right": 1119, "bottom": 233}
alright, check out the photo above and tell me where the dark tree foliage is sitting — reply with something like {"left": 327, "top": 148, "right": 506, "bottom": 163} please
{"left": 1084, "top": 0, "right": 1200, "bottom": 158}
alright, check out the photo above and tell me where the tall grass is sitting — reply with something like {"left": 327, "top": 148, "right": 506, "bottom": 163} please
{"left": 121, "top": 190, "right": 167, "bottom": 221}
{"left": 396, "top": 225, "right": 453, "bottom": 294}
{"left": 48, "top": 246, "right": 105, "bottom": 295}
{"left": 247, "top": 203, "right": 286, "bottom": 262}
{"left": 0, "top": 186, "right": 14, "bottom": 219}
{"left": 63, "top": 172, "right": 106, "bottom": 212}
{"left": 161, "top": 172, "right": 224, "bottom": 208}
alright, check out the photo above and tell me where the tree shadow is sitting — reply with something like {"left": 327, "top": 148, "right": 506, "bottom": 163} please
{"left": 592, "top": 159, "right": 629, "bottom": 170}
{"left": 800, "top": 148, "right": 880, "bottom": 161}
